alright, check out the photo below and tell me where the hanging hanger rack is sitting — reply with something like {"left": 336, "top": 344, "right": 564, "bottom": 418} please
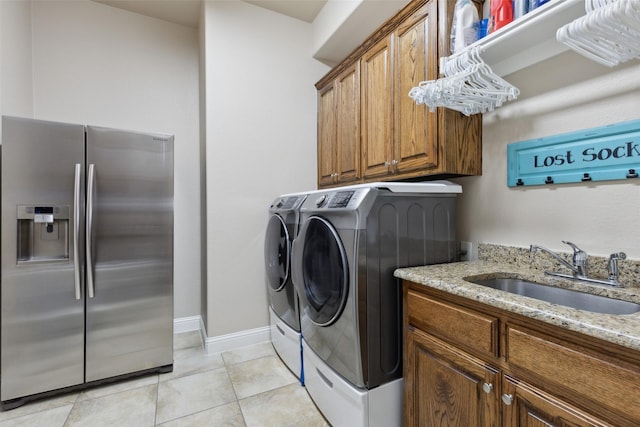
{"left": 557, "top": 0, "right": 640, "bottom": 67}
{"left": 408, "top": 0, "right": 626, "bottom": 115}
{"left": 408, "top": 47, "right": 520, "bottom": 116}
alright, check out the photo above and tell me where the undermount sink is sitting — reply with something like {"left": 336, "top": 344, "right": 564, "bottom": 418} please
{"left": 466, "top": 277, "right": 640, "bottom": 315}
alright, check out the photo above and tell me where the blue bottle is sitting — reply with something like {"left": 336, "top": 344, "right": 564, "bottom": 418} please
{"left": 513, "top": 0, "right": 528, "bottom": 19}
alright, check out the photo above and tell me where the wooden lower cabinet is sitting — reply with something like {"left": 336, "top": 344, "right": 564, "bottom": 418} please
{"left": 403, "top": 281, "right": 640, "bottom": 427}
{"left": 405, "top": 327, "right": 500, "bottom": 427}
{"left": 502, "top": 376, "right": 612, "bottom": 427}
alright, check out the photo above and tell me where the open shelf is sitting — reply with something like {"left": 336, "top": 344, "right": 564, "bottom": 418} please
{"left": 449, "top": 0, "right": 586, "bottom": 76}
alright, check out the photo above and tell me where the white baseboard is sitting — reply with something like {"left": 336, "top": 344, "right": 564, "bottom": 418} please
{"left": 174, "top": 315, "right": 271, "bottom": 355}
{"left": 173, "top": 315, "right": 201, "bottom": 334}
{"left": 203, "top": 325, "right": 271, "bottom": 355}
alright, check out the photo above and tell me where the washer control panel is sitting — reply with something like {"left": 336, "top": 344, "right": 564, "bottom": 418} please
{"left": 302, "top": 188, "right": 369, "bottom": 211}
{"left": 270, "top": 195, "right": 306, "bottom": 211}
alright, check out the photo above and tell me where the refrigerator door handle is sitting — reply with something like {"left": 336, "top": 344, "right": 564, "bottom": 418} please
{"left": 86, "top": 163, "right": 96, "bottom": 298}
{"left": 73, "top": 163, "right": 82, "bottom": 300}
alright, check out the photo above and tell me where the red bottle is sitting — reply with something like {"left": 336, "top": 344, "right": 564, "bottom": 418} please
{"left": 489, "top": 0, "right": 513, "bottom": 33}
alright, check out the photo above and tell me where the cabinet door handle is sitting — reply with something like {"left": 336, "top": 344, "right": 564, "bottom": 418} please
{"left": 384, "top": 161, "right": 390, "bottom": 167}
{"left": 482, "top": 383, "right": 493, "bottom": 394}
{"left": 391, "top": 159, "right": 398, "bottom": 165}
{"left": 501, "top": 394, "right": 514, "bottom": 405}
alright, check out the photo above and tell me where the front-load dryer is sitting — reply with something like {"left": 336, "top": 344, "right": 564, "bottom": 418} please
{"left": 291, "top": 181, "right": 461, "bottom": 426}
{"left": 264, "top": 192, "right": 308, "bottom": 381}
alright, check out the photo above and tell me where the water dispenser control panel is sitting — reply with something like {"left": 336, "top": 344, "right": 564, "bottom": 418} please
{"left": 33, "top": 206, "right": 55, "bottom": 224}
{"left": 17, "top": 205, "right": 70, "bottom": 263}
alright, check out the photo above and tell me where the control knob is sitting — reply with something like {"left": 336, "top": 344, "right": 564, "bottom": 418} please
{"left": 315, "top": 194, "right": 328, "bottom": 207}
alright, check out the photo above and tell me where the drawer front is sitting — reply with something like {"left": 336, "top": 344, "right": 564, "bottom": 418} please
{"left": 406, "top": 290, "right": 498, "bottom": 356}
{"left": 507, "top": 325, "right": 640, "bottom": 423}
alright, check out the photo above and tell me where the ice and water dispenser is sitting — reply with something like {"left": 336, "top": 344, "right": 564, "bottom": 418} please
{"left": 17, "top": 205, "right": 70, "bottom": 263}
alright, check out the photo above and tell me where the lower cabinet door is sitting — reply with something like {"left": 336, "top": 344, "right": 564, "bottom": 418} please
{"left": 501, "top": 375, "right": 613, "bottom": 427}
{"left": 404, "top": 328, "right": 500, "bottom": 427}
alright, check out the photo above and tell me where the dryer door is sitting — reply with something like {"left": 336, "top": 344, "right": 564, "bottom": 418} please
{"left": 264, "top": 214, "right": 290, "bottom": 292}
{"left": 292, "top": 216, "right": 349, "bottom": 326}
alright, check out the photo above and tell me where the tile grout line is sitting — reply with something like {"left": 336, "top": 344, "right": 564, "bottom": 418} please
{"left": 64, "top": 393, "right": 80, "bottom": 427}
{"left": 153, "top": 374, "right": 160, "bottom": 427}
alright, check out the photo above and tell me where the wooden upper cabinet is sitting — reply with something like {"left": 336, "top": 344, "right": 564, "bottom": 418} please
{"left": 317, "top": 63, "right": 361, "bottom": 187}
{"left": 317, "top": 83, "right": 337, "bottom": 187}
{"left": 361, "top": 36, "right": 393, "bottom": 179}
{"left": 336, "top": 63, "right": 360, "bottom": 184}
{"left": 361, "top": 1, "right": 438, "bottom": 180}
{"left": 315, "top": 0, "right": 482, "bottom": 188}
{"left": 393, "top": 0, "right": 438, "bottom": 175}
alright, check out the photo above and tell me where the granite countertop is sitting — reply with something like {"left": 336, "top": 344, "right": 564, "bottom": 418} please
{"left": 394, "top": 259, "right": 640, "bottom": 352}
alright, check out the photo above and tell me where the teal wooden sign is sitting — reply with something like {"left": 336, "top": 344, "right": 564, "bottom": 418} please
{"left": 507, "top": 120, "right": 640, "bottom": 187}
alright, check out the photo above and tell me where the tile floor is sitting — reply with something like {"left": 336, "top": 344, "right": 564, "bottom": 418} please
{"left": 0, "top": 331, "right": 329, "bottom": 426}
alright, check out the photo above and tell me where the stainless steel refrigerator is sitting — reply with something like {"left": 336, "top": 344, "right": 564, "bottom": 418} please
{"left": 1, "top": 116, "right": 174, "bottom": 408}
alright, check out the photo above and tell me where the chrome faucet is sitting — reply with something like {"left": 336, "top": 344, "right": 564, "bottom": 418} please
{"left": 607, "top": 252, "right": 627, "bottom": 283}
{"left": 530, "top": 241, "right": 586, "bottom": 276}
{"left": 530, "top": 241, "right": 625, "bottom": 287}
{"left": 562, "top": 241, "right": 589, "bottom": 277}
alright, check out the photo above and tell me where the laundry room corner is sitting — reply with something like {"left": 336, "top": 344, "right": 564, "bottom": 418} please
{"left": 199, "top": 0, "right": 329, "bottom": 341}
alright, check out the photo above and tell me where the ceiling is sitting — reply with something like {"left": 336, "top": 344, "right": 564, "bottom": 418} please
{"left": 92, "top": 0, "right": 327, "bottom": 27}
{"left": 243, "top": 0, "right": 326, "bottom": 23}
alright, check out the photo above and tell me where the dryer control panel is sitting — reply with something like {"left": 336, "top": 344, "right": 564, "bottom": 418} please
{"left": 328, "top": 191, "right": 354, "bottom": 208}
{"left": 306, "top": 188, "right": 370, "bottom": 211}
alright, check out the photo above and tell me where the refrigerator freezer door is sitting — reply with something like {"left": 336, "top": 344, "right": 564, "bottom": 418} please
{"left": 1, "top": 116, "right": 86, "bottom": 401}
{"left": 85, "top": 126, "right": 174, "bottom": 382}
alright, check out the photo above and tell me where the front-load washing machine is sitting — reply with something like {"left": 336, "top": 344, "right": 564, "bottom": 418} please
{"left": 291, "top": 181, "right": 461, "bottom": 426}
{"left": 264, "top": 192, "right": 308, "bottom": 381}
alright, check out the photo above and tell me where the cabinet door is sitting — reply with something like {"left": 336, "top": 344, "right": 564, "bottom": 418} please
{"left": 317, "top": 83, "right": 337, "bottom": 187}
{"left": 393, "top": 0, "right": 438, "bottom": 174}
{"left": 506, "top": 324, "right": 640, "bottom": 424}
{"left": 404, "top": 328, "right": 500, "bottom": 427}
{"left": 361, "top": 35, "right": 393, "bottom": 179}
{"left": 335, "top": 62, "right": 361, "bottom": 184}
{"left": 502, "top": 376, "right": 613, "bottom": 427}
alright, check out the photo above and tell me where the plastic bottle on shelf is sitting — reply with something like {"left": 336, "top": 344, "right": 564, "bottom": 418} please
{"left": 477, "top": 18, "right": 489, "bottom": 40}
{"left": 483, "top": 0, "right": 491, "bottom": 19}
{"left": 529, "top": 0, "right": 549, "bottom": 12}
{"left": 450, "top": 0, "right": 480, "bottom": 54}
{"left": 489, "top": 0, "right": 513, "bottom": 33}
{"left": 513, "top": 0, "right": 528, "bottom": 20}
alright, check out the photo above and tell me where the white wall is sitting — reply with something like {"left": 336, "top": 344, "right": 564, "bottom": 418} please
{"left": 312, "top": 0, "right": 410, "bottom": 66}
{"left": 203, "top": 0, "right": 329, "bottom": 336}
{"left": 453, "top": 52, "right": 640, "bottom": 259}
{"left": 0, "top": 0, "right": 34, "bottom": 121}
{"left": 27, "top": 0, "right": 202, "bottom": 318}
{"left": 199, "top": 4, "right": 209, "bottom": 328}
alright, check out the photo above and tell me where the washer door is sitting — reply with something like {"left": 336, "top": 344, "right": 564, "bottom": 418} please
{"left": 293, "top": 216, "right": 349, "bottom": 326}
{"left": 264, "top": 214, "right": 290, "bottom": 292}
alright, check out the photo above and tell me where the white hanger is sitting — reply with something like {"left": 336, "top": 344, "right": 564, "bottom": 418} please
{"left": 557, "top": 0, "right": 640, "bottom": 67}
{"left": 409, "top": 47, "right": 520, "bottom": 115}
